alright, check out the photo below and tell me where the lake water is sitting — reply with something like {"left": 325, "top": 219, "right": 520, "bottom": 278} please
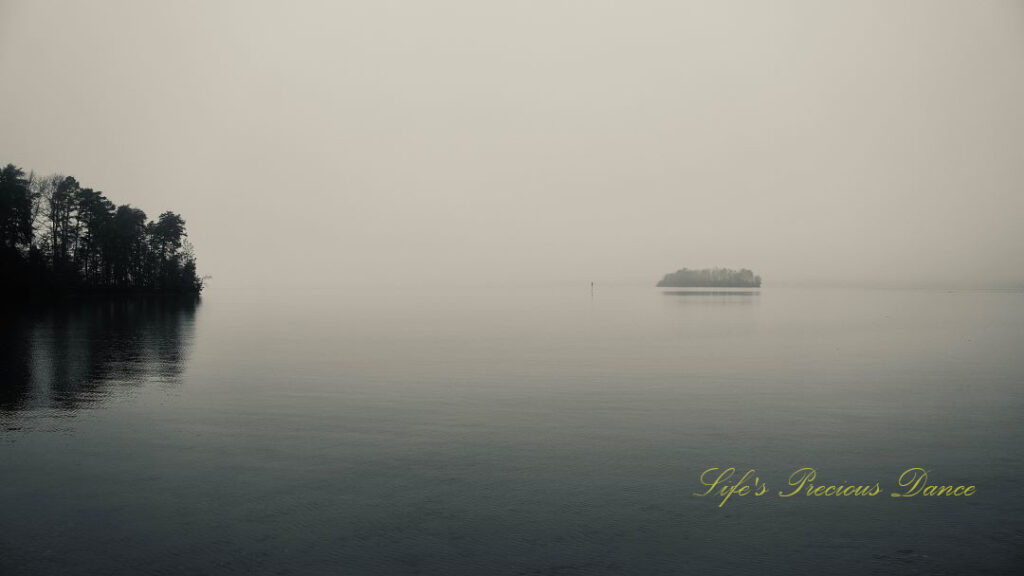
{"left": 2, "top": 285, "right": 1023, "bottom": 575}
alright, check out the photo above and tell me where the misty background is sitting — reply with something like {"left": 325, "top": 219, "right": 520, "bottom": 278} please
{"left": 1, "top": 0, "right": 1022, "bottom": 290}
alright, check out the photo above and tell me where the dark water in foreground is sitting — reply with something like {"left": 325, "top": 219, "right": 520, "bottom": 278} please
{"left": 2, "top": 286, "right": 1023, "bottom": 575}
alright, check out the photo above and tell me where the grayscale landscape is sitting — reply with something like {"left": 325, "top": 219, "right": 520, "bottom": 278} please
{"left": 2, "top": 1, "right": 1023, "bottom": 575}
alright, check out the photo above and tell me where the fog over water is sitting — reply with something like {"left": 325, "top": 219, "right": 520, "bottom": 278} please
{"left": 1, "top": 0, "right": 1023, "bottom": 289}
{"left": 3, "top": 285, "right": 1024, "bottom": 575}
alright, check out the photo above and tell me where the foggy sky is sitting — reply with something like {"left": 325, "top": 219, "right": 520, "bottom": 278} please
{"left": 2, "top": 0, "right": 1022, "bottom": 289}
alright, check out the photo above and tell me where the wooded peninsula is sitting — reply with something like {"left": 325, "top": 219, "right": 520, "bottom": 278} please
{"left": 0, "top": 163, "right": 202, "bottom": 298}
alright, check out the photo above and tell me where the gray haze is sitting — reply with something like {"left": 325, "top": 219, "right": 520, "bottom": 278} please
{"left": 1, "top": 0, "right": 1022, "bottom": 290}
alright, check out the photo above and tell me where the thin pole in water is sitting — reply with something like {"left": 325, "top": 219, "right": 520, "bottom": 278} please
{"left": 591, "top": 281, "right": 594, "bottom": 299}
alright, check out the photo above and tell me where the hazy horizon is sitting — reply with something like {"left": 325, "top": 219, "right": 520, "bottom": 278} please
{"left": 2, "top": 1, "right": 1023, "bottom": 290}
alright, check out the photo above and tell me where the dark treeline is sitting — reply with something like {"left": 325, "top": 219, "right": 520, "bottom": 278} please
{"left": 657, "top": 267, "right": 762, "bottom": 288}
{"left": 0, "top": 163, "right": 202, "bottom": 298}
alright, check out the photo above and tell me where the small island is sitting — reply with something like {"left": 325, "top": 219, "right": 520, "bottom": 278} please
{"left": 1, "top": 163, "right": 202, "bottom": 298}
{"left": 657, "top": 267, "right": 762, "bottom": 288}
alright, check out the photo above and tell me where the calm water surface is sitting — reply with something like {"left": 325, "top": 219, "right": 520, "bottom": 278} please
{"left": 2, "top": 286, "right": 1023, "bottom": 575}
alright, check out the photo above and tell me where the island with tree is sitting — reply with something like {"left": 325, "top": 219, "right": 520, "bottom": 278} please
{"left": 656, "top": 267, "right": 762, "bottom": 288}
{"left": 0, "top": 163, "right": 202, "bottom": 298}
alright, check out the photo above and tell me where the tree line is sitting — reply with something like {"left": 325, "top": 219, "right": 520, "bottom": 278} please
{"left": 0, "top": 163, "right": 202, "bottom": 297}
{"left": 657, "top": 267, "right": 762, "bottom": 288}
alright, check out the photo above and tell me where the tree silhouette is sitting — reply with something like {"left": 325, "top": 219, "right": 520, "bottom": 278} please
{"left": 657, "top": 267, "right": 762, "bottom": 288}
{"left": 0, "top": 162, "right": 203, "bottom": 298}
{"left": 0, "top": 164, "right": 33, "bottom": 251}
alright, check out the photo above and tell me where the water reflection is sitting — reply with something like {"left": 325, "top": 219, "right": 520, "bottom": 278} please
{"left": 660, "top": 290, "right": 760, "bottom": 297}
{"left": 0, "top": 297, "right": 198, "bottom": 414}
{"left": 659, "top": 289, "right": 761, "bottom": 305}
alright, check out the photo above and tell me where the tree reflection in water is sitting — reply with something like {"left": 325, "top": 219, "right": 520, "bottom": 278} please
{"left": 0, "top": 297, "right": 198, "bottom": 415}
